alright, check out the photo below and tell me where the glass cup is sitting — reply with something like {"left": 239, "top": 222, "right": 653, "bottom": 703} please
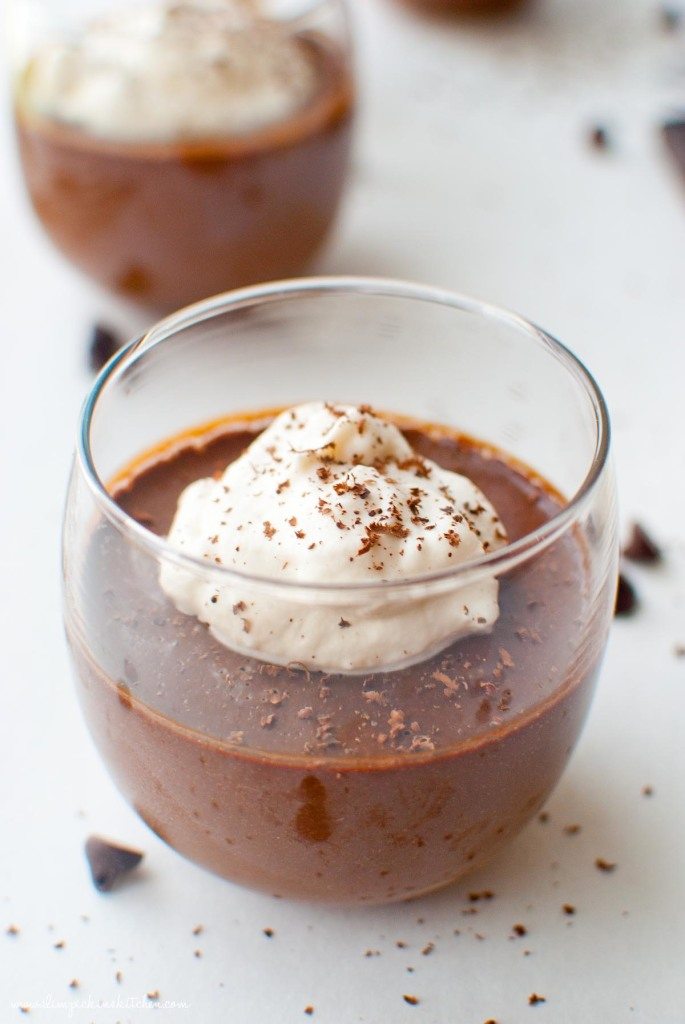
{"left": 10, "top": 0, "right": 354, "bottom": 310}
{"left": 63, "top": 277, "right": 618, "bottom": 904}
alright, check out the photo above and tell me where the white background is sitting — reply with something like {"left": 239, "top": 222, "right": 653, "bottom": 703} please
{"left": 1, "top": 0, "right": 684, "bottom": 1020}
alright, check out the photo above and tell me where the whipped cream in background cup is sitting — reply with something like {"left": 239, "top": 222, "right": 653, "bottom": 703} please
{"left": 63, "top": 278, "right": 618, "bottom": 902}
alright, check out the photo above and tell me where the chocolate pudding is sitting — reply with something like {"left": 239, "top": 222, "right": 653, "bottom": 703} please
{"left": 66, "top": 408, "right": 609, "bottom": 903}
{"left": 15, "top": 3, "right": 353, "bottom": 309}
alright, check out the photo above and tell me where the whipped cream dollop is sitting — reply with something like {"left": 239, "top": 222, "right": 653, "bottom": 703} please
{"left": 160, "top": 403, "right": 508, "bottom": 674}
{"left": 23, "top": 1, "right": 318, "bottom": 141}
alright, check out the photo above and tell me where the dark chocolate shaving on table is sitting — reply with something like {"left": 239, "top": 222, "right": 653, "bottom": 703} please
{"left": 623, "top": 522, "right": 662, "bottom": 564}
{"left": 663, "top": 119, "right": 685, "bottom": 181}
{"left": 588, "top": 124, "right": 610, "bottom": 150}
{"left": 88, "top": 323, "right": 121, "bottom": 373}
{"left": 595, "top": 857, "right": 617, "bottom": 872}
{"left": 85, "top": 835, "right": 144, "bottom": 892}
{"left": 659, "top": 5, "right": 683, "bottom": 30}
{"left": 614, "top": 574, "right": 637, "bottom": 616}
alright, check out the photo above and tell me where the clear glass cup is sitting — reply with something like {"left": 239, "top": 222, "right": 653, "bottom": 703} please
{"left": 63, "top": 277, "right": 618, "bottom": 904}
{"left": 10, "top": 0, "right": 354, "bottom": 310}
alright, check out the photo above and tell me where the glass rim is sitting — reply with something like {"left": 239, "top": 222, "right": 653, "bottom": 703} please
{"left": 76, "top": 275, "right": 611, "bottom": 595}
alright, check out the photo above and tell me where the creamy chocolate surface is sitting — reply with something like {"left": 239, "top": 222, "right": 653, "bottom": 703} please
{"left": 69, "top": 416, "right": 606, "bottom": 902}
{"left": 83, "top": 419, "right": 587, "bottom": 759}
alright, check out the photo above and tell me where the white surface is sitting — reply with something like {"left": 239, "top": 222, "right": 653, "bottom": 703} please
{"left": 1, "top": 0, "right": 685, "bottom": 1020}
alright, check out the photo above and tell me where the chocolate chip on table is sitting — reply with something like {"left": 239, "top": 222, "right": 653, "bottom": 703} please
{"left": 615, "top": 574, "right": 637, "bottom": 616}
{"left": 88, "top": 323, "right": 121, "bottom": 373}
{"left": 588, "top": 124, "right": 611, "bottom": 150}
{"left": 85, "top": 835, "right": 144, "bottom": 892}
{"left": 659, "top": 5, "right": 683, "bottom": 30}
{"left": 623, "top": 522, "right": 662, "bottom": 564}
{"left": 663, "top": 119, "right": 685, "bottom": 180}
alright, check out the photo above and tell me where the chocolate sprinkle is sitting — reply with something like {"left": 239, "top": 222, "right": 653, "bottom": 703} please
{"left": 623, "top": 523, "right": 662, "bottom": 564}
{"left": 88, "top": 323, "right": 120, "bottom": 373}
{"left": 615, "top": 574, "right": 637, "bottom": 616}
{"left": 588, "top": 124, "right": 610, "bottom": 150}
{"left": 663, "top": 119, "right": 685, "bottom": 180}
{"left": 85, "top": 835, "right": 144, "bottom": 892}
{"left": 659, "top": 5, "right": 683, "bottom": 30}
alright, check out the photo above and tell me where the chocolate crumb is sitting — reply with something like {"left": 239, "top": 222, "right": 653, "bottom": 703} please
{"left": 563, "top": 824, "right": 582, "bottom": 836}
{"left": 562, "top": 903, "right": 576, "bottom": 915}
{"left": 192, "top": 924, "right": 204, "bottom": 936}
{"left": 623, "top": 523, "right": 662, "bottom": 563}
{"left": 68, "top": 979, "right": 79, "bottom": 989}
{"left": 396, "top": 940, "right": 408, "bottom": 948}
{"left": 147, "top": 990, "right": 160, "bottom": 1001}
{"left": 18, "top": 1007, "right": 30, "bottom": 1015}
{"left": 85, "top": 835, "right": 144, "bottom": 892}
{"left": 339, "top": 618, "right": 351, "bottom": 629}
{"left": 53, "top": 940, "right": 65, "bottom": 949}
{"left": 115, "top": 971, "right": 123, "bottom": 984}
{"left": 538, "top": 811, "right": 550, "bottom": 824}
{"left": 595, "top": 857, "right": 617, "bottom": 872}
{"left": 6, "top": 924, "right": 20, "bottom": 936}
{"left": 403, "top": 995, "right": 420, "bottom": 1006}
{"left": 88, "top": 323, "right": 120, "bottom": 373}
{"left": 642, "top": 785, "right": 654, "bottom": 797}
{"left": 304, "top": 1007, "right": 314, "bottom": 1016}
{"left": 659, "top": 5, "right": 682, "bottom": 30}
{"left": 615, "top": 574, "right": 637, "bottom": 616}
{"left": 263, "top": 928, "right": 275, "bottom": 938}
{"left": 421, "top": 941, "right": 435, "bottom": 956}
{"left": 663, "top": 119, "right": 685, "bottom": 180}
{"left": 512, "top": 923, "right": 528, "bottom": 937}
{"left": 588, "top": 124, "right": 610, "bottom": 150}
{"left": 193, "top": 949, "right": 202, "bottom": 958}
{"left": 297, "top": 707, "right": 314, "bottom": 720}
{"left": 529, "top": 993, "right": 547, "bottom": 1005}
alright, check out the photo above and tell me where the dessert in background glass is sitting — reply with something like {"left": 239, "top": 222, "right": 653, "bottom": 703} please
{"left": 63, "top": 278, "right": 618, "bottom": 904}
{"left": 11, "top": 0, "right": 354, "bottom": 309}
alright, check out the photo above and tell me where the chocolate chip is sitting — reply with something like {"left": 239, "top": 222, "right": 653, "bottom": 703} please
{"left": 88, "top": 323, "right": 120, "bottom": 373}
{"left": 588, "top": 124, "right": 610, "bottom": 150}
{"left": 615, "top": 574, "right": 637, "bottom": 616}
{"left": 623, "top": 523, "right": 662, "bottom": 563}
{"left": 663, "top": 119, "right": 685, "bottom": 180}
{"left": 659, "top": 5, "right": 682, "bottom": 30}
{"left": 85, "top": 835, "right": 144, "bottom": 892}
